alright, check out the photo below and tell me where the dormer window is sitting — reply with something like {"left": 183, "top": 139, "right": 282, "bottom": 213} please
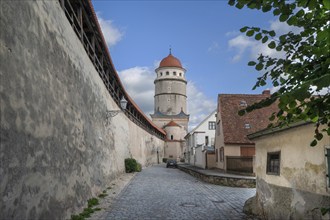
{"left": 240, "top": 100, "right": 247, "bottom": 107}
{"left": 244, "top": 123, "right": 251, "bottom": 129}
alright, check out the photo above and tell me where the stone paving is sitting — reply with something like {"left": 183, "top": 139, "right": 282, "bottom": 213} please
{"left": 103, "top": 164, "right": 256, "bottom": 220}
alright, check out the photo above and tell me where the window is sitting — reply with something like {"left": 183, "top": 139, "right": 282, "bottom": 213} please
{"left": 205, "top": 136, "right": 209, "bottom": 146}
{"left": 244, "top": 123, "right": 251, "bottom": 129}
{"left": 179, "top": 73, "right": 182, "bottom": 76}
{"left": 171, "top": 135, "right": 173, "bottom": 140}
{"left": 166, "top": 71, "right": 169, "bottom": 75}
{"left": 267, "top": 151, "right": 281, "bottom": 175}
{"left": 173, "top": 71, "right": 177, "bottom": 75}
{"left": 240, "top": 100, "right": 247, "bottom": 107}
{"left": 209, "top": 121, "right": 216, "bottom": 130}
{"left": 160, "top": 72, "right": 163, "bottom": 76}
{"left": 220, "top": 147, "right": 224, "bottom": 162}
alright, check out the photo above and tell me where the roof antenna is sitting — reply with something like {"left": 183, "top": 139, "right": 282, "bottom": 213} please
{"left": 169, "top": 45, "right": 172, "bottom": 55}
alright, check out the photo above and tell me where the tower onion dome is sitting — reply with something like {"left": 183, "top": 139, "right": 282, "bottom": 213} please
{"left": 159, "top": 54, "right": 183, "bottom": 68}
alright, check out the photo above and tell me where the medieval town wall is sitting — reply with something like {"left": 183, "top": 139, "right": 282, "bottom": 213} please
{"left": 0, "top": 1, "right": 164, "bottom": 219}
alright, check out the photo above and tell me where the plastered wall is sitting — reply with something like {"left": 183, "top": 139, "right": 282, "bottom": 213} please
{"left": 0, "top": 1, "right": 164, "bottom": 219}
{"left": 253, "top": 124, "right": 330, "bottom": 219}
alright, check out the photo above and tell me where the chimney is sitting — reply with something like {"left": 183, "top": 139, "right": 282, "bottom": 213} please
{"left": 262, "top": 90, "right": 270, "bottom": 95}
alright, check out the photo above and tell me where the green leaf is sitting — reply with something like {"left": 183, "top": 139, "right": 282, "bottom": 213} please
{"left": 235, "top": 2, "right": 244, "bottom": 9}
{"left": 317, "top": 30, "right": 329, "bottom": 41}
{"left": 248, "top": 61, "right": 257, "bottom": 66}
{"left": 255, "top": 33, "right": 262, "bottom": 40}
{"left": 296, "top": 9, "right": 305, "bottom": 17}
{"left": 279, "top": 14, "right": 289, "bottom": 22}
{"left": 273, "top": 8, "right": 281, "bottom": 16}
{"left": 269, "top": 31, "right": 276, "bottom": 37}
{"left": 240, "top": 26, "right": 248, "bottom": 33}
{"left": 268, "top": 41, "right": 276, "bottom": 49}
{"left": 279, "top": 35, "right": 286, "bottom": 43}
{"left": 262, "top": 36, "right": 269, "bottom": 43}
{"left": 256, "top": 63, "right": 264, "bottom": 71}
{"left": 310, "top": 139, "right": 317, "bottom": 147}
{"left": 228, "top": 0, "right": 235, "bottom": 6}
{"left": 246, "top": 30, "right": 255, "bottom": 36}
{"left": 276, "top": 46, "right": 282, "bottom": 51}
{"left": 315, "top": 132, "right": 323, "bottom": 141}
{"left": 323, "top": 0, "right": 330, "bottom": 9}
{"left": 287, "top": 16, "right": 297, "bottom": 25}
{"left": 262, "top": 4, "right": 272, "bottom": 12}
{"left": 238, "top": 109, "right": 246, "bottom": 116}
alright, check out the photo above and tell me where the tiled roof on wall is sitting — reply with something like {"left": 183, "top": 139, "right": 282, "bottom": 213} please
{"left": 219, "top": 91, "right": 279, "bottom": 145}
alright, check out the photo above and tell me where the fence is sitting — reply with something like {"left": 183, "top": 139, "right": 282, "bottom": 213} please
{"left": 226, "top": 156, "right": 253, "bottom": 173}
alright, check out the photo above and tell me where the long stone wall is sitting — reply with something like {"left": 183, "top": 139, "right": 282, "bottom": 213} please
{"left": 0, "top": 1, "right": 164, "bottom": 219}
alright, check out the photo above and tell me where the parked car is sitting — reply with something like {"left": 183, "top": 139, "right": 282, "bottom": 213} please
{"left": 166, "top": 159, "right": 177, "bottom": 168}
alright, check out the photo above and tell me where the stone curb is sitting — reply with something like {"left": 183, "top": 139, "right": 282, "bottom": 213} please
{"left": 177, "top": 165, "right": 256, "bottom": 188}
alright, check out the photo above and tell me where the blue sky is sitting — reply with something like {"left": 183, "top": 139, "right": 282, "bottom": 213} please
{"left": 92, "top": 1, "right": 289, "bottom": 129}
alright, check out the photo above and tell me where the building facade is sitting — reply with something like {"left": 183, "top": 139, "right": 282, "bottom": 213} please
{"left": 245, "top": 122, "right": 330, "bottom": 219}
{"left": 185, "top": 110, "right": 217, "bottom": 168}
{"left": 214, "top": 90, "right": 278, "bottom": 174}
{"left": 151, "top": 52, "right": 189, "bottom": 160}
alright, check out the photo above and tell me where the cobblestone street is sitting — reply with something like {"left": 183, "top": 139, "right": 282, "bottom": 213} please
{"left": 104, "top": 165, "right": 256, "bottom": 220}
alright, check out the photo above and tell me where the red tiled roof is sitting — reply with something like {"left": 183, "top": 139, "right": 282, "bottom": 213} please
{"left": 159, "top": 54, "right": 183, "bottom": 68}
{"left": 164, "top": 120, "right": 181, "bottom": 128}
{"left": 86, "top": 0, "right": 165, "bottom": 135}
{"left": 219, "top": 92, "right": 278, "bottom": 145}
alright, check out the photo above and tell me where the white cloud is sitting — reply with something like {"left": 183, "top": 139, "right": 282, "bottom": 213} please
{"left": 118, "top": 67, "right": 217, "bottom": 130}
{"left": 118, "top": 67, "right": 155, "bottom": 117}
{"left": 228, "top": 35, "right": 255, "bottom": 62}
{"left": 97, "top": 13, "right": 123, "bottom": 47}
{"left": 187, "top": 82, "right": 217, "bottom": 130}
{"left": 227, "top": 20, "right": 301, "bottom": 62}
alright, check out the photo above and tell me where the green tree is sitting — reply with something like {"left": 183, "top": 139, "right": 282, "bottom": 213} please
{"left": 229, "top": 0, "right": 330, "bottom": 146}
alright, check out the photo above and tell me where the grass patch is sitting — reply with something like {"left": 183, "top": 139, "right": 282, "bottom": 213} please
{"left": 98, "top": 193, "right": 108, "bottom": 198}
{"left": 70, "top": 198, "right": 100, "bottom": 220}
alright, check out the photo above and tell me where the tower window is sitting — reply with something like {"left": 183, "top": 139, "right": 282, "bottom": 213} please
{"left": 160, "top": 72, "right": 163, "bottom": 76}
{"left": 173, "top": 71, "right": 177, "bottom": 75}
{"left": 166, "top": 71, "right": 169, "bottom": 75}
{"left": 179, "top": 73, "right": 182, "bottom": 76}
{"left": 171, "top": 135, "right": 173, "bottom": 140}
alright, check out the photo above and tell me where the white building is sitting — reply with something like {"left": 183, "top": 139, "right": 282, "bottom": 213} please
{"left": 185, "top": 110, "right": 216, "bottom": 168}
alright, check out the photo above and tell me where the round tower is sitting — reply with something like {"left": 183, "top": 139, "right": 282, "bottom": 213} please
{"left": 154, "top": 52, "right": 187, "bottom": 115}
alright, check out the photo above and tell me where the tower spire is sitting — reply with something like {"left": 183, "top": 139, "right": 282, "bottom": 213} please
{"left": 169, "top": 45, "right": 172, "bottom": 55}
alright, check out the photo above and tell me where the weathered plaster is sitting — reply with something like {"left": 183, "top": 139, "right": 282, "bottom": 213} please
{"left": 0, "top": 1, "right": 164, "bottom": 219}
{"left": 248, "top": 123, "right": 330, "bottom": 219}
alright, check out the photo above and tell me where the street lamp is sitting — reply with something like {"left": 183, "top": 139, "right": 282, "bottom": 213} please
{"left": 106, "top": 96, "right": 128, "bottom": 124}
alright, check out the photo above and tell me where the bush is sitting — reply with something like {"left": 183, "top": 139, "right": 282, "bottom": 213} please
{"left": 136, "top": 163, "right": 142, "bottom": 172}
{"left": 125, "top": 158, "right": 141, "bottom": 173}
{"left": 162, "top": 158, "right": 167, "bottom": 163}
